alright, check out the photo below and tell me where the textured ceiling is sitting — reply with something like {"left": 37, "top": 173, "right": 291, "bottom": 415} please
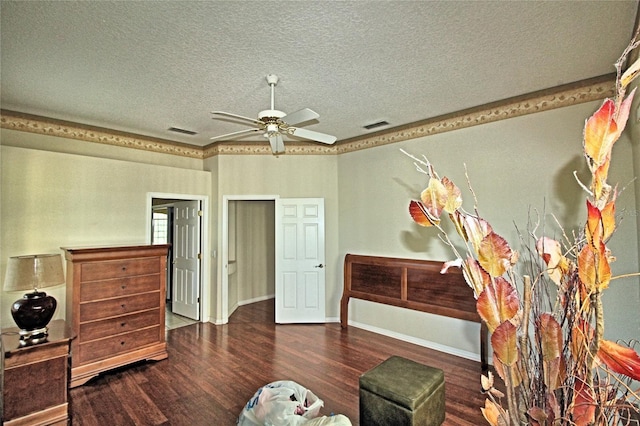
{"left": 1, "top": 1, "right": 638, "bottom": 148}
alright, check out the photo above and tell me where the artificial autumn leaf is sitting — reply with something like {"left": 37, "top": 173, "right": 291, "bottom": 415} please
{"left": 538, "top": 313, "right": 564, "bottom": 390}
{"left": 441, "top": 176, "right": 462, "bottom": 213}
{"left": 539, "top": 313, "right": 562, "bottom": 359}
{"left": 585, "top": 200, "right": 603, "bottom": 247}
{"left": 597, "top": 339, "right": 640, "bottom": 381}
{"left": 584, "top": 98, "right": 619, "bottom": 171}
{"left": 578, "top": 241, "right": 611, "bottom": 292}
{"left": 477, "top": 277, "right": 519, "bottom": 333}
{"left": 478, "top": 232, "right": 513, "bottom": 277}
{"left": 461, "top": 256, "right": 491, "bottom": 297}
{"left": 527, "top": 406, "right": 548, "bottom": 425}
{"left": 571, "top": 319, "right": 594, "bottom": 368}
{"left": 481, "top": 399, "right": 508, "bottom": 426}
{"left": 480, "top": 371, "right": 494, "bottom": 393}
{"left": 492, "top": 321, "right": 518, "bottom": 366}
{"left": 600, "top": 198, "right": 616, "bottom": 242}
{"left": 450, "top": 211, "right": 467, "bottom": 241}
{"left": 612, "top": 89, "right": 635, "bottom": 138}
{"left": 492, "top": 356, "right": 522, "bottom": 388}
{"left": 545, "top": 390, "right": 560, "bottom": 425}
{"left": 409, "top": 200, "right": 436, "bottom": 227}
{"left": 536, "top": 237, "right": 567, "bottom": 285}
{"left": 420, "top": 177, "right": 448, "bottom": 220}
{"left": 460, "top": 212, "right": 493, "bottom": 253}
{"left": 584, "top": 91, "right": 635, "bottom": 201}
{"left": 572, "top": 377, "right": 596, "bottom": 426}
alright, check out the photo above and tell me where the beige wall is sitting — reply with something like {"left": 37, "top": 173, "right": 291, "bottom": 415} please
{"left": 338, "top": 99, "right": 640, "bottom": 357}
{"left": 0, "top": 137, "right": 212, "bottom": 327}
{"left": 214, "top": 154, "right": 340, "bottom": 322}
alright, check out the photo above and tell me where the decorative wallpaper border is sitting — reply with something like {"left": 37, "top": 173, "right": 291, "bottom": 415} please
{"left": 335, "top": 74, "right": 615, "bottom": 154}
{"left": 1, "top": 75, "right": 615, "bottom": 159}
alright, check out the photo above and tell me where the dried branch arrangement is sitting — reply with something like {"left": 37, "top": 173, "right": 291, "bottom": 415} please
{"left": 405, "top": 33, "right": 640, "bottom": 425}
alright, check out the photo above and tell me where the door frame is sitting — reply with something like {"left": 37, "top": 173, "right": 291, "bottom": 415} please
{"left": 146, "top": 192, "right": 210, "bottom": 323}
{"left": 220, "top": 194, "right": 278, "bottom": 324}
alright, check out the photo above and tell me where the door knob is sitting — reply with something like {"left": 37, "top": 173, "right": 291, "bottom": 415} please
{"left": 315, "top": 264, "right": 324, "bottom": 268}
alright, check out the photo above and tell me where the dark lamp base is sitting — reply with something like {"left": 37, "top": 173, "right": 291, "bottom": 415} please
{"left": 11, "top": 291, "right": 57, "bottom": 341}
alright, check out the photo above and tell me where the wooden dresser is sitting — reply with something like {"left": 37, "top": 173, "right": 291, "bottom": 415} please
{"left": 62, "top": 244, "right": 170, "bottom": 387}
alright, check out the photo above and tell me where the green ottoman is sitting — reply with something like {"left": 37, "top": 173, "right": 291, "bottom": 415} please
{"left": 359, "top": 356, "right": 445, "bottom": 426}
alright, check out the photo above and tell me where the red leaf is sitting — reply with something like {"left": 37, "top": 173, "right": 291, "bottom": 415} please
{"left": 491, "top": 321, "right": 518, "bottom": 366}
{"left": 572, "top": 378, "right": 596, "bottom": 426}
{"left": 409, "top": 200, "right": 435, "bottom": 227}
{"left": 597, "top": 339, "right": 640, "bottom": 381}
{"left": 585, "top": 200, "right": 602, "bottom": 247}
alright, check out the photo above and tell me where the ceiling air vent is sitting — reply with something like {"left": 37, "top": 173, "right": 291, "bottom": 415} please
{"left": 168, "top": 127, "right": 197, "bottom": 136}
{"left": 363, "top": 120, "right": 389, "bottom": 130}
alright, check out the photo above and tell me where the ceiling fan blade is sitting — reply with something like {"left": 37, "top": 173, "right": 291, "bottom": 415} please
{"left": 290, "top": 127, "right": 337, "bottom": 145}
{"left": 210, "top": 128, "right": 261, "bottom": 141}
{"left": 282, "top": 108, "right": 320, "bottom": 126}
{"left": 211, "top": 111, "right": 263, "bottom": 126}
{"left": 268, "top": 133, "right": 285, "bottom": 154}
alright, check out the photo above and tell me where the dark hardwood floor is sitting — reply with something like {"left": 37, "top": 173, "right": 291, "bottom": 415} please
{"left": 69, "top": 299, "right": 489, "bottom": 425}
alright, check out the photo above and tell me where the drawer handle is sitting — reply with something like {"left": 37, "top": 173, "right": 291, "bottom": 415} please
{"left": 120, "top": 322, "right": 126, "bottom": 327}
{"left": 121, "top": 304, "right": 126, "bottom": 309}
{"left": 120, "top": 341, "right": 125, "bottom": 346}
{"left": 121, "top": 266, "right": 127, "bottom": 271}
{"left": 121, "top": 285, "right": 126, "bottom": 290}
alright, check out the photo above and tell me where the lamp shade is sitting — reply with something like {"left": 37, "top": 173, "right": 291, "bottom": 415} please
{"left": 4, "top": 254, "right": 65, "bottom": 292}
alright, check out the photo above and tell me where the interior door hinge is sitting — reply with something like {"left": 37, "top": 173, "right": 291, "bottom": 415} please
{"left": 197, "top": 253, "right": 202, "bottom": 260}
{"left": 198, "top": 210, "right": 203, "bottom": 217}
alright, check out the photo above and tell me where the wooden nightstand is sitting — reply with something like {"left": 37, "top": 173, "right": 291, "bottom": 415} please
{"left": 2, "top": 319, "right": 73, "bottom": 425}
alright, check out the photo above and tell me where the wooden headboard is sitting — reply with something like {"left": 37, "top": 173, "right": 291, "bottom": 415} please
{"left": 340, "top": 253, "right": 488, "bottom": 371}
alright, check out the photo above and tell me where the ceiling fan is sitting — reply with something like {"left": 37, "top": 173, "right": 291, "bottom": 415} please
{"left": 210, "top": 74, "right": 336, "bottom": 154}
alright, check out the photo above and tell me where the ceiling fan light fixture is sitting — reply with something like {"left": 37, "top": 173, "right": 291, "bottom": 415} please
{"left": 210, "top": 74, "right": 336, "bottom": 154}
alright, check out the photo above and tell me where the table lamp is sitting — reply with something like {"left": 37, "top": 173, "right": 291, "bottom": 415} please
{"left": 3, "top": 253, "right": 65, "bottom": 343}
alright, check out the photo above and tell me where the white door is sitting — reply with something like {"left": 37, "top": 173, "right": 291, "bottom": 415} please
{"left": 172, "top": 200, "right": 201, "bottom": 320}
{"left": 275, "top": 198, "right": 326, "bottom": 323}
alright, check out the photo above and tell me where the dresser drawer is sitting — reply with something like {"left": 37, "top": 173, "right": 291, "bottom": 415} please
{"left": 77, "top": 326, "right": 162, "bottom": 365}
{"left": 79, "top": 309, "right": 160, "bottom": 342}
{"left": 80, "top": 274, "right": 159, "bottom": 302}
{"left": 81, "top": 257, "right": 160, "bottom": 281}
{"left": 80, "top": 292, "right": 160, "bottom": 322}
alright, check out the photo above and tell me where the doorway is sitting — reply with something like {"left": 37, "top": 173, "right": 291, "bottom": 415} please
{"left": 222, "top": 195, "right": 277, "bottom": 323}
{"left": 147, "top": 193, "right": 210, "bottom": 326}
{"left": 221, "top": 196, "right": 326, "bottom": 324}
{"left": 224, "top": 198, "right": 276, "bottom": 322}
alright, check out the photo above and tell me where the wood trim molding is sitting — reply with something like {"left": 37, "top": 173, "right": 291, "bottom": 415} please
{"left": 1, "top": 75, "right": 615, "bottom": 159}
